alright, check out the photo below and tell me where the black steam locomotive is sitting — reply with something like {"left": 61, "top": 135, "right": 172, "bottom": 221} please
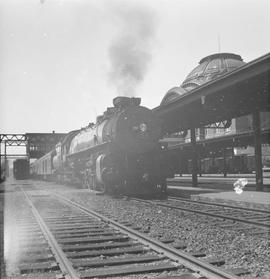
{"left": 31, "top": 96, "right": 174, "bottom": 196}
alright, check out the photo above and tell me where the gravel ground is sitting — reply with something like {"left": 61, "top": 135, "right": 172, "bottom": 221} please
{"left": 3, "top": 192, "right": 58, "bottom": 279}
{"left": 54, "top": 189, "right": 270, "bottom": 279}
{"left": 4, "top": 180, "right": 270, "bottom": 278}
{"left": 3, "top": 182, "right": 191, "bottom": 279}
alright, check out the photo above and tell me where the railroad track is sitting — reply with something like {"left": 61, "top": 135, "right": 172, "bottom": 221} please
{"left": 168, "top": 196, "right": 270, "bottom": 214}
{"left": 14, "top": 187, "right": 245, "bottom": 279}
{"left": 131, "top": 196, "right": 270, "bottom": 238}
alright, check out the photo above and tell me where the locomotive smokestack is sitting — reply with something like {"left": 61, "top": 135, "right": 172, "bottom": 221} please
{"left": 108, "top": 2, "right": 157, "bottom": 97}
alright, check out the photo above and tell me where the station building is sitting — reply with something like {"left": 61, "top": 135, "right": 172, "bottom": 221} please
{"left": 162, "top": 53, "right": 270, "bottom": 170}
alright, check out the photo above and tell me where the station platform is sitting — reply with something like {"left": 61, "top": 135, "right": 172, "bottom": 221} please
{"left": 167, "top": 174, "right": 270, "bottom": 192}
{"left": 167, "top": 174, "right": 270, "bottom": 210}
{"left": 167, "top": 185, "right": 222, "bottom": 198}
{"left": 191, "top": 191, "right": 270, "bottom": 211}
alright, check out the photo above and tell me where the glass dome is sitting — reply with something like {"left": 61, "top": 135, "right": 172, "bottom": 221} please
{"left": 160, "top": 86, "right": 187, "bottom": 105}
{"left": 182, "top": 53, "right": 246, "bottom": 90}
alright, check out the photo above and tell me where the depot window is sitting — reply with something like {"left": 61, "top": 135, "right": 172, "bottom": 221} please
{"left": 225, "top": 58, "right": 244, "bottom": 71}
{"left": 185, "top": 61, "right": 208, "bottom": 80}
{"left": 205, "top": 59, "right": 221, "bottom": 73}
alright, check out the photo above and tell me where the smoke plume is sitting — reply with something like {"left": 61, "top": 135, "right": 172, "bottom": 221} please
{"left": 108, "top": 2, "right": 157, "bottom": 97}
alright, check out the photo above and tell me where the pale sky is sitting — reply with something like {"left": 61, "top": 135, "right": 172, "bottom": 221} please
{"left": 1, "top": 0, "right": 270, "bottom": 134}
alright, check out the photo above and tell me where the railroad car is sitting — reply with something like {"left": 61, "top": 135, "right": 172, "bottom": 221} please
{"left": 31, "top": 96, "right": 174, "bottom": 196}
{"left": 30, "top": 151, "right": 55, "bottom": 180}
{"left": 0, "top": 158, "right": 8, "bottom": 182}
{"left": 13, "top": 159, "right": 30, "bottom": 180}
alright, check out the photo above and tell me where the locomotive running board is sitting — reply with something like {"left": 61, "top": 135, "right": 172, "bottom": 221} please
{"left": 67, "top": 142, "right": 109, "bottom": 160}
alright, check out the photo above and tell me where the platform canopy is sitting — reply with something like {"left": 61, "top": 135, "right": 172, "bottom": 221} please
{"left": 153, "top": 53, "right": 270, "bottom": 134}
{"left": 164, "top": 128, "right": 270, "bottom": 153}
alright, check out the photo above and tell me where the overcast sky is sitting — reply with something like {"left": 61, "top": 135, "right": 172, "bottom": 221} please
{"left": 1, "top": 0, "right": 269, "bottom": 134}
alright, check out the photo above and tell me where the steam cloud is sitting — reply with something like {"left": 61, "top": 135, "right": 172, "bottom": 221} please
{"left": 108, "top": 2, "right": 157, "bottom": 97}
{"left": 233, "top": 178, "right": 248, "bottom": 194}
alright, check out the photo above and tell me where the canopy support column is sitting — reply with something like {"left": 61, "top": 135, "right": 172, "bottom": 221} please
{"left": 223, "top": 148, "right": 227, "bottom": 177}
{"left": 190, "top": 128, "right": 198, "bottom": 187}
{"left": 252, "top": 111, "right": 263, "bottom": 191}
{"left": 0, "top": 141, "right": 2, "bottom": 182}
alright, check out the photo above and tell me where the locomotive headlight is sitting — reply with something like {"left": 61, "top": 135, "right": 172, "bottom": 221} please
{"left": 139, "top": 123, "right": 147, "bottom": 132}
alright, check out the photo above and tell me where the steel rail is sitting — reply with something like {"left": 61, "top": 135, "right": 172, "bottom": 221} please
{"left": 20, "top": 188, "right": 80, "bottom": 279}
{"left": 132, "top": 198, "right": 270, "bottom": 229}
{"left": 52, "top": 192, "right": 238, "bottom": 279}
{"left": 168, "top": 196, "right": 270, "bottom": 214}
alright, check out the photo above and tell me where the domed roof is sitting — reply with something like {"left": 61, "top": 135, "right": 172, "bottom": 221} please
{"left": 199, "top": 53, "right": 242, "bottom": 64}
{"left": 160, "top": 86, "right": 187, "bottom": 105}
{"left": 182, "top": 53, "right": 246, "bottom": 90}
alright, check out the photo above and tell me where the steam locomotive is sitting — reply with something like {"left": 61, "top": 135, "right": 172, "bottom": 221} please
{"left": 31, "top": 96, "right": 174, "bottom": 196}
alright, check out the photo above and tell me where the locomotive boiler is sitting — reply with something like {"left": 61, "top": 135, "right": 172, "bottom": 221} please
{"left": 32, "top": 96, "right": 174, "bottom": 196}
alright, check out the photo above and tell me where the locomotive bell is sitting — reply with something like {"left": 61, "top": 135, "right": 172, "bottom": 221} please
{"left": 130, "top": 97, "right": 141, "bottom": 106}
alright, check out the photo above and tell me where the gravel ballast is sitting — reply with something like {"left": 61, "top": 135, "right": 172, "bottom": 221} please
{"left": 4, "top": 180, "right": 270, "bottom": 278}
{"left": 56, "top": 188, "right": 270, "bottom": 279}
